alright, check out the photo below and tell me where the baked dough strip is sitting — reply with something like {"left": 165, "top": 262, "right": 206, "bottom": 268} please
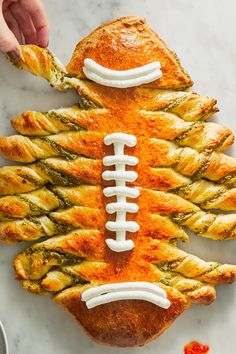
{"left": 0, "top": 133, "right": 235, "bottom": 187}
{"left": 1, "top": 187, "right": 235, "bottom": 243}
{"left": 13, "top": 233, "right": 233, "bottom": 304}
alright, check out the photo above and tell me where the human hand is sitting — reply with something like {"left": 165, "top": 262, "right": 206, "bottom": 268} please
{"left": 0, "top": 0, "right": 49, "bottom": 61}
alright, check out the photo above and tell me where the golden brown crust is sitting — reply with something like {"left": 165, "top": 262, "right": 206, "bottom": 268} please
{"left": 54, "top": 284, "right": 190, "bottom": 347}
{"left": 66, "top": 16, "right": 193, "bottom": 90}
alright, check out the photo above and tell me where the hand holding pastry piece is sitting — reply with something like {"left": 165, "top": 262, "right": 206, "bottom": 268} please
{"left": 0, "top": 0, "right": 49, "bottom": 60}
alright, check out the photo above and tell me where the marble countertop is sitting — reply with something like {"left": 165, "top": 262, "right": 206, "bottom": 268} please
{"left": 0, "top": 0, "right": 236, "bottom": 353}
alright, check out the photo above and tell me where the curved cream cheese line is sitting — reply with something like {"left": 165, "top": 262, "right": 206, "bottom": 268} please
{"left": 83, "top": 59, "right": 162, "bottom": 88}
{"left": 85, "top": 292, "right": 170, "bottom": 309}
{"left": 84, "top": 59, "right": 161, "bottom": 79}
{"left": 81, "top": 282, "right": 171, "bottom": 310}
{"left": 102, "top": 133, "right": 139, "bottom": 252}
{"left": 82, "top": 282, "right": 167, "bottom": 300}
{"left": 83, "top": 68, "right": 162, "bottom": 88}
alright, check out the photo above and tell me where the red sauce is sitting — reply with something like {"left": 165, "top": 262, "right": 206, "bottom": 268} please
{"left": 184, "top": 341, "right": 210, "bottom": 354}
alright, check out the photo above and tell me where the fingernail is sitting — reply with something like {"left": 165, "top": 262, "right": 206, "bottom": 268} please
{"left": 37, "top": 40, "right": 49, "bottom": 48}
{"left": 7, "top": 50, "right": 21, "bottom": 62}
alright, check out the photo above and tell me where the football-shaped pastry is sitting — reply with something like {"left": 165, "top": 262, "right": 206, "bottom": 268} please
{"left": 0, "top": 16, "right": 236, "bottom": 347}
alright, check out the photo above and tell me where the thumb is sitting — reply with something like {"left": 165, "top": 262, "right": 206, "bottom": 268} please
{"left": 0, "top": 8, "right": 21, "bottom": 60}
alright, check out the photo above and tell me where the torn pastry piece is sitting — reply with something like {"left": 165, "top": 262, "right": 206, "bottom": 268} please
{"left": 1, "top": 16, "right": 236, "bottom": 347}
{"left": 14, "top": 45, "right": 72, "bottom": 90}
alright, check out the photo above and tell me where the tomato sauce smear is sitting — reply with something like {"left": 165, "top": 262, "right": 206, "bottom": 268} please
{"left": 184, "top": 341, "right": 210, "bottom": 354}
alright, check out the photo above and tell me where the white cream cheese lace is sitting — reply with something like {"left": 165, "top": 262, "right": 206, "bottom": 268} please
{"left": 81, "top": 282, "right": 171, "bottom": 309}
{"left": 102, "top": 133, "right": 140, "bottom": 252}
{"left": 83, "top": 58, "right": 162, "bottom": 88}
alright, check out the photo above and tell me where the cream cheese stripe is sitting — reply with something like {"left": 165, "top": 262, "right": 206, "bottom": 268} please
{"left": 102, "top": 133, "right": 140, "bottom": 252}
{"left": 83, "top": 58, "right": 162, "bottom": 88}
{"left": 81, "top": 282, "right": 171, "bottom": 309}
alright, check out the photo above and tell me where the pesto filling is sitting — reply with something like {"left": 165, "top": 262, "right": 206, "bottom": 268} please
{"left": 174, "top": 121, "right": 199, "bottom": 143}
{"left": 218, "top": 172, "right": 236, "bottom": 184}
{"left": 49, "top": 188, "right": 73, "bottom": 208}
{"left": 161, "top": 94, "right": 189, "bottom": 113}
{"left": 19, "top": 173, "right": 44, "bottom": 188}
{"left": 40, "top": 137, "right": 79, "bottom": 160}
{"left": 36, "top": 161, "right": 86, "bottom": 186}
{"left": 171, "top": 212, "right": 196, "bottom": 224}
{"left": 199, "top": 189, "right": 227, "bottom": 208}
{"left": 160, "top": 275, "right": 201, "bottom": 292}
{"left": 17, "top": 195, "right": 47, "bottom": 216}
{"left": 157, "top": 258, "right": 184, "bottom": 271}
{"left": 157, "top": 259, "right": 220, "bottom": 278}
{"left": 58, "top": 267, "right": 89, "bottom": 285}
{"left": 190, "top": 154, "right": 211, "bottom": 180}
{"left": 47, "top": 111, "right": 86, "bottom": 132}
{"left": 189, "top": 215, "right": 217, "bottom": 235}
{"left": 77, "top": 95, "right": 97, "bottom": 109}
{"left": 25, "top": 246, "right": 84, "bottom": 266}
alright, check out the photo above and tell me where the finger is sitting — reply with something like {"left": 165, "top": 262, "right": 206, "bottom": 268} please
{"left": 3, "top": 8, "right": 23, "bottom": 44}
{"left": 0, "top": 9, "right": 21, "bottom": 59}
{"left": 10, "top": 3, "right": 36, "bottom": 44}
{"left": 21, "top": 0, "right": 49, "bottom": 47}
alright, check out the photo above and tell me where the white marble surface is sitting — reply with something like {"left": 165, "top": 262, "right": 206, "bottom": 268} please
{"left": 0, "top": 0, "right": 236, "bottom": 353}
